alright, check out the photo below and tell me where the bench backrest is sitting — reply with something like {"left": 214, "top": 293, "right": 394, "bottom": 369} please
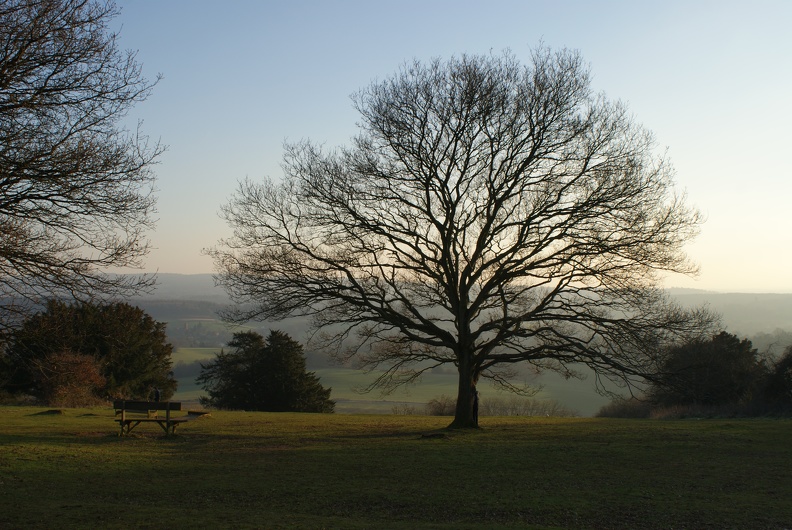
{"left": 113, "top": 400, "right": 182, "bottom": 412}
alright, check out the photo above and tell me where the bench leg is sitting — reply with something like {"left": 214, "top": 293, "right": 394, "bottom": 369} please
{"left": 118, "top": 420, "right": 132, "bottom": 436}
{"left": 122, "top": 421, "right": 142, "bottom": 435}
{"left": 153, "top": 420, "right": 177, "bottom": 436}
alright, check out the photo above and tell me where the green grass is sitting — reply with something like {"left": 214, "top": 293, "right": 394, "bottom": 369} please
{"left": 1, "top": 407, "right": 791, "bottom": 529}
{"left": 172, "top": 346, "right": 220, "bottom": 364}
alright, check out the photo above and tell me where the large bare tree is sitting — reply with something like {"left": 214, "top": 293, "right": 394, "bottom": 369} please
{"left": 209, "top": 49, "right": 715, "bottom": 428}
{"left": 0, "top": 0, "right": 161, "bottom": 331}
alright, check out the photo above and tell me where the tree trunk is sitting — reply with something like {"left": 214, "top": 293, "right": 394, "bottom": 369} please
{"left": 448, "top": 359, "right": 479, "bottom": 429}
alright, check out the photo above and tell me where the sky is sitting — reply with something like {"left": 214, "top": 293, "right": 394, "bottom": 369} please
{"left": 114, "top": 0, "right": 792, "bottom": 293}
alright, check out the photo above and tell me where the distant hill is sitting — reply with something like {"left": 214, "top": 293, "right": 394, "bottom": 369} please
{"left": 672, "top": 291, "right": 792, "bottom": 336}
{"left": 140, "top": 274, "right": 792, "bottom": 337}
{"left": 131, "top": 274, "right": 322, "bottom": 352}
{"left": 139, "top": 273, "right": 228, "bottom": 303}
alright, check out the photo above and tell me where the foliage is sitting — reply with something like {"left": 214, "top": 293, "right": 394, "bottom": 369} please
{"left": 1, "top": 300, "right": 176, "bottom": 403}
{"left": 34, "top": 351, "right": 106, "bottom": 408}
{"left": 209, "top": 47, "right": 715, "bottom": 428}
{"left": 595, "top": 396, "right": 652, "bottom": 418}
{"left": 763, "top": 345, "right": 792, "bottom": 410}
{"left": 650, "top": 331, "right": 766, "bottom": 407}
{"left": 0, "top": 0, "right": 162, "bottom": 333}
{"left": 425, "top": 394, "right": 456, "bottom": 416}
{"left": 478, "top": 395, "right": 578, "bottom": 417}
{"left": 197, "top": 330, "right": 335, "bottom": 412}
{"left": 599, "top": 333, "right": 792, "bottom": 418}
{"left": 426, "top": 393, "right": 578, "bottom": 417}
{"left": 749, "top": 328, "right": 792, "bottom": 357}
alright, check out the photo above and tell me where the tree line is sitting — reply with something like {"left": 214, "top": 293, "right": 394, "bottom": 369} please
{"left": 0, "top": 300, "right": 176, "bottom": 406}
{"left": 0, "top": 299, "right": 335, "bottom": 412}
{"left": 598, "top": 332, "right": 792, "bottom": 418}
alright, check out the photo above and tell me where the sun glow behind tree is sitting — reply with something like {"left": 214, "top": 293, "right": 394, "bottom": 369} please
{"left": 209, "top": 48, "right": 717, "bottom": 428}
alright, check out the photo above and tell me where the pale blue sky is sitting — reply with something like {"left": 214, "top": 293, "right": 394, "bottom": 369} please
{"left": 116, "top": 0, "right": 791, "bottom": 292}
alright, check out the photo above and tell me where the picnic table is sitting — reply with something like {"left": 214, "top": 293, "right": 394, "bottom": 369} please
{"left": 113, "top": 400, "right": 203, "bottom": 436}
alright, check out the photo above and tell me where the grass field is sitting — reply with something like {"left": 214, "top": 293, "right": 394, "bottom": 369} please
{"left": 172, "top": 347, "right": 219, "bottom": 364}
{"left": 1, "top": 406, "right": 790, "bottom": 529}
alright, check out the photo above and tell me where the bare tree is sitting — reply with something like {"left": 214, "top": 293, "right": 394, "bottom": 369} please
{"left": 0, "top": 0, "right": 162, "bottom": 331}
{"left": 209, "top": 49, "right": 717, "bottom": 428}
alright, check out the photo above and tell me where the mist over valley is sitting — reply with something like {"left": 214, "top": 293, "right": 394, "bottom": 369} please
{"left": 135, "top": 274, "right": 792, "bottom": 416}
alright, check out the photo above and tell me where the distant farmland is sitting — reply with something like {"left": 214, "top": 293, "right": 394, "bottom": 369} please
{"left": 169, "top": 338, "right": 610, "bottom": 415}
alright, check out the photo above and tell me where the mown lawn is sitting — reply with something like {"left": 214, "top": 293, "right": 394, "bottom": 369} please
{"left": 1, "top": 407, "right": 790, "bottom": 529}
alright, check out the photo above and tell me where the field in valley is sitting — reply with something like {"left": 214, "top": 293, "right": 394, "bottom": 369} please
{"left": 170, "top": 345, "right": 611, "bottom": 415}
{"left": 1, "top": 406, "right": 790, "bottom": 529}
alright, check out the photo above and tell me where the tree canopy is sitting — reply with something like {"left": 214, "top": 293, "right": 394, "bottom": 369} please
{"left": 0, "top": 0, "right": 162, "bottom": 332}
{"left": 209, "top": 48, "right": 715, "bottom": 428}
{"left": 650, "top": 331, "right": 765, "bottom": 408}
{"left": 197, "top": 330, "right": 335, "bottom": 413}
{"left": 600, "top": 334, "right": 792, "bottom": 418}
{"left": 764, "top": 345, "right": 792, "bottom": 411}
{"left": 1, "top": 300, "right": 177, "bottom": 405}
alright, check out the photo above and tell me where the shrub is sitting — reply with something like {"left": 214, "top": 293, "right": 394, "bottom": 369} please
{"left": 763, "top": 345, "right": 792, "bottom": 412}
{"left": 651, "top": 332, "right": 766, "bottom": 408}
{"left": 596, "top": 397, "right": 652, "bottom": 418}
{"left": 479, "top": 396, "right": 578, "bottom": 417}
{"left": 3, "top": 301, "right": 176, "bottom": 405}
{"left": 391, "top": 403, "right": 418, "bottom": 415}
{"left": 425, "top": 395, "right": 456, "bottom": 416}
{"left": 36, "top": 351, "right": 106, "bottom": 408}
{"left": 197, "top": 330, "right": 334, "bottom": 413}
{"left": 426, "top": 394, "right": 579, "bottom": 417}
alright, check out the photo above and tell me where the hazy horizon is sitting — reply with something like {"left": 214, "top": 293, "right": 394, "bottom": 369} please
{"left": 144, "top": 272, "right": 792, "bottom": 296}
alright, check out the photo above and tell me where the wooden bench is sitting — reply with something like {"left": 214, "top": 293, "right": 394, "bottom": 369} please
{"left": 114, "top": 400, "right": 194, "bottom": 436}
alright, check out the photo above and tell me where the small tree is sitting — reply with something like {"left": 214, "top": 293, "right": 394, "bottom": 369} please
{"left": 2, "top": 300, "right": 176, "bottom": 403}
{"left": 650, "top": 332, "right": 766, "bottom": 407}
{"left": 0, "top": 0, "right": 162, "bottom": 333}
{"left": 209, "top": 48, "right": 715, "bottom": 428}
{"left": 197, "top": 330, "right": 335, "bottom": 412}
